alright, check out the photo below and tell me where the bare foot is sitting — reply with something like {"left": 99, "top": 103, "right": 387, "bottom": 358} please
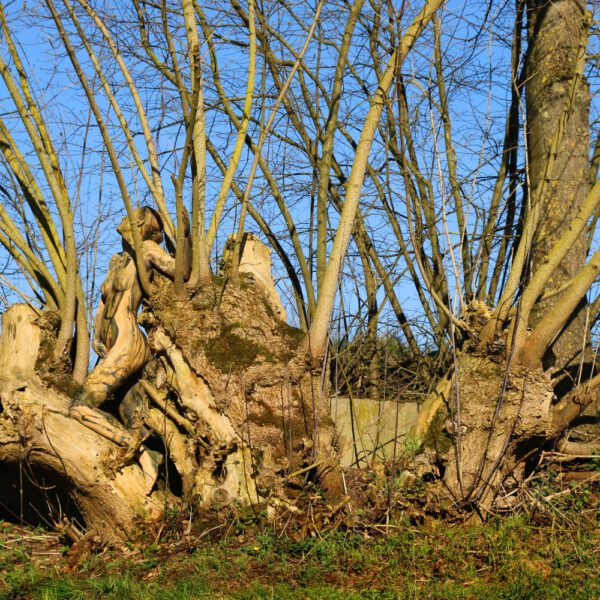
{"left": 69, "top": 405, "right": 133, "bottom": 447}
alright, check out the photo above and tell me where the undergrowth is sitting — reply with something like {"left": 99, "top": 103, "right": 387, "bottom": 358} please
{"left": 1, "top": 496, "right": 597, "bottom": 600}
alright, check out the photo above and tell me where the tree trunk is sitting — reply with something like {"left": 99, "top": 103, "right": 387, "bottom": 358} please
{"left": 0, "top": 306, "right": 155, "bottom": 543}
{"left": 144, "top": 274, "right": 342, "bottom": 501}
{"left": 440, "top": 353, "right": 553, "bottom": 509}
{"left": 412, "top": 348, "right": 556, "bottom": 511}
{"left": 526, "top": 0, "right": 591, "bottom": 373}
{"left": 0, "top": 274, "right": 342, "bottom": 542}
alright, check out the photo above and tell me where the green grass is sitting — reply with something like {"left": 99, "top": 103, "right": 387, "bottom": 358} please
{"left": 1, "top": 512, "right": 597, "bottom": 600}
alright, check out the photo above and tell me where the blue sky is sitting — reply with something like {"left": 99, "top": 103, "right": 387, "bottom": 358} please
{"left": 0, "top": 0, "right": 598, "bottom": 349}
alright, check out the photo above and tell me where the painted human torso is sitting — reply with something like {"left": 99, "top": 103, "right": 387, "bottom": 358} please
{"left": 99, "top": 251, "right": 145, "bottom": 352}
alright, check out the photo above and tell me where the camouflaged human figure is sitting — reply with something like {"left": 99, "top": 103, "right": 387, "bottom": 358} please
{"left": 70, "top": 207, "right": 183, "bottom": 491}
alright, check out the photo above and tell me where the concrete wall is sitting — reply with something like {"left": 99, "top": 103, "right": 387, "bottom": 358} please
{"left": 329, "top": 396, "right": 421, "bottom": 467}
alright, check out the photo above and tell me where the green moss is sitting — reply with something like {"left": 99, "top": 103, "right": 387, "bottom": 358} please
{"left": 200, "top": 325, "right": 274, "bottom": 371}
{"left": 261, "top": 296, "right": 275, "bottom": 318}
{"left": 34, "top": 312, "right": 81, "bottom": 398}
{"left": 278, "top": 323, "right": 305, "bottom": 348}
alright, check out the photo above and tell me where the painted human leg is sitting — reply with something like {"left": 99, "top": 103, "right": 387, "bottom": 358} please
{"left": 70, "top": 333, "right": 148, "bottom": 446}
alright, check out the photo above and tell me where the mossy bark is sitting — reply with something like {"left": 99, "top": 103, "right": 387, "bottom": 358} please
{"left": 526, "top": 0, "right": 591, "bottom": 372}
{"left": 145, "top": 277, "right": 342, "bottom": 502}
{"left": 440, "top": 353, "right": 553, "bottom": 509}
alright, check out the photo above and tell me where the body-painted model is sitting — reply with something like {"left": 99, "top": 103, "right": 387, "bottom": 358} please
{"left": 70, "top": 206, "right": 186, "bottom": 491}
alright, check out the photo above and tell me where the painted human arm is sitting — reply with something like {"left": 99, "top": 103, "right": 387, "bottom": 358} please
{"left": 142, "top": 210, "right": 191, "bottom": 280}
{"left": 92, "top": 295, "right": 107, "bottom": 358}
{"left": 142, "top": 239, "right": 177, "bottom": 278}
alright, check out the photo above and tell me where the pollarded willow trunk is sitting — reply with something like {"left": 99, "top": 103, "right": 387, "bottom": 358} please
{"left": 0, "top": 273, "right": 342, "bottom": 543}
{"left": 412, "top": 347, "right": 556, "bottom": 511}
{"left": 406, "top": 1, "right": 598, "bottom": 514}
{"left": 439, "top": 354, "right": 554, "bottom": 509}
{"left": 524, "top": 0, "right": 599, "bottom": 440}
{"left": 526, "top": 0, "right": 591, "bottom": 372}
{"left": 143, "top": 274, "right": 342, "bottom": 503}
{"left": 409, "top": 306, "right": 563, "bottom": 511}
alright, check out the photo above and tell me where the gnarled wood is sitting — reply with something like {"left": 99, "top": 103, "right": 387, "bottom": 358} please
{"left": 149, "top": 325, "right": 259, "bottom": 506}
{"left": 0, "top": 305, "right": 159, "bottom": 542}
{"left": 0, "top": 261, "right": 344, "bottom": 541}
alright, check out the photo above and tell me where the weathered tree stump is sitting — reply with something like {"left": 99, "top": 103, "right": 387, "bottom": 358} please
{"left": 0, "top": 305, "right": 157, "bottom": 543}
{"left": 0, "top": 269, "right": 342, "bottom": 542}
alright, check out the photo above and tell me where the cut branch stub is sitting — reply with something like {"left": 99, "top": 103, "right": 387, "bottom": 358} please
{"left": 0, "top": 304, "right": 40, "bottom": 374}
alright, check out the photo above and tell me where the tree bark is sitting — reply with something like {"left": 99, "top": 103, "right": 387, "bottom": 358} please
{"left": 0, "top": 266, "right": 343, "bottom": 542}
{"left": 526, "top": 0, "right": 591, "bottom": 372}
{"left": 441, "top": 354, "right": 553, "bottom": 509}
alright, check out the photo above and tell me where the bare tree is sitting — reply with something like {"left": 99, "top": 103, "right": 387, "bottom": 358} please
{"left": 0, "top": 0, "right": 442, "bottom": 541}
{"left": 407, "top": 0, "right": 600, "bottom": 509}
{"left": 0, "top": 0, "right": 597, "bottom": 539}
